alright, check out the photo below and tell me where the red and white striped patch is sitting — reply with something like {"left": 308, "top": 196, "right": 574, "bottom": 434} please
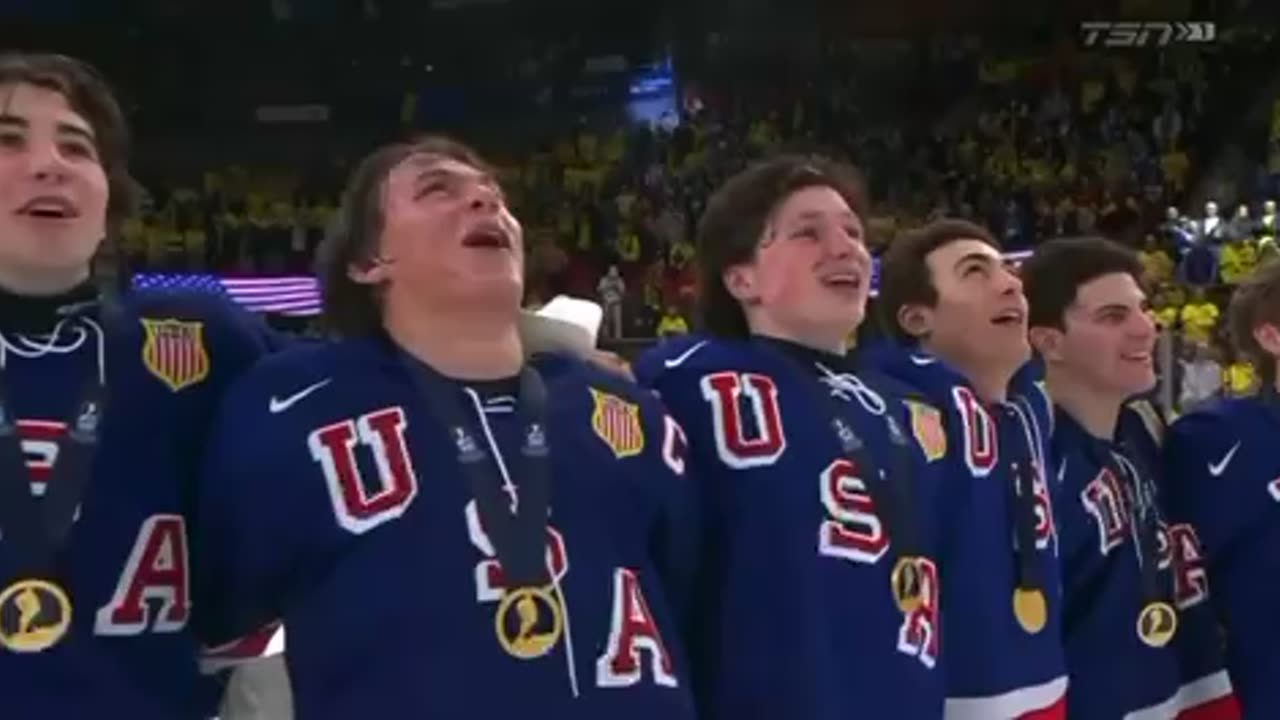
{"left": 589, "top": 388, "right": 645, "bottom": 459}
{"left": 140, "top": 319, "right": 210, "bottom": 392}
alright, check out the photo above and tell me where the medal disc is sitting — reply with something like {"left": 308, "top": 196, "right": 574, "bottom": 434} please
{"left": 890, "top": 556, "right": 925, "bottom": 614}
{"left": 1012, "top": 587, "right": 1047, "bottom": 634}
{"left": 1137, "top": 601, "right": 1178, "bottom": 648}
{"left": 0, "top": 578, "right": 71, "bottom": 653}
{"left": 495, "top": 585, "right": 564, "bottom": 660}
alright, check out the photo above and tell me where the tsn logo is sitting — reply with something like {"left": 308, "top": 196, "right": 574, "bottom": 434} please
{"left": 700, "top": 371, "right": 941, "bottom": 668}
{"left": 15, "top": 420, "right": 193, "bottom": 637}
{"left": 307, "top": 405, "right": 687, "bottom": 690}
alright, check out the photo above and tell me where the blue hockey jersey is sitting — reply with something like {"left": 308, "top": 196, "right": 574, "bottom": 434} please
{"left": 1054, "top": 401, "right": 1235, "bottom": 719}
{"left": 196, "top": 334, "right": 699, "bottom": 720}
{"left": 868, "top": 345, "right": 1068, "bottom": 719}
{"left": 1165, "top": 392, "right": 1280, "bottom": 718}
{"left": 0, "top": 287, "right": 276, "bottom": 718}
{"left": 636, "top": 335, "right": 947, "bottom": 720}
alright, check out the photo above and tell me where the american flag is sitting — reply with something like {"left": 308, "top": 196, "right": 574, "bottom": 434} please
{"left": 131, "top": 273, "right": 322, "bottom": 316}
{"left": 131, "top": 247, "right": 1032, "bottom": 317}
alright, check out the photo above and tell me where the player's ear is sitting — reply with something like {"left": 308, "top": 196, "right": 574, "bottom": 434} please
{"left": 722, "top": 264, "right": 759, "bottom": 304}
{"left": 1253, "top": 321, "right": 1280, "bottom": 357}
{"left": 1028, "top": 326, "right": 1064, "bottom": 362}
{"left": 347, "top": 254, "right": 392, "bottom": 285}
{"left": 896, "top": 303, "right": 931, "bottom": 340}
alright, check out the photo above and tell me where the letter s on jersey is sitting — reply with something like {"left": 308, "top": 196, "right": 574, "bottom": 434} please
{"left": 466, "top": 500, "right": 570, "bottom": 603}
{"left": 819, "top": 458, "right": 889, "bottom": 564}
{"left": 700, "top": 372, "right": 786, "bottom": 469}
{"left": 307, "top": 406, "right": 420, "bottom": 535}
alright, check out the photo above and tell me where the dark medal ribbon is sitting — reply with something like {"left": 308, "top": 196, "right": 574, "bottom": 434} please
{"left": 0, "top": 309, "right": 113, "bottom": 653}
{"left": 401, "top": 355, "right": 562, "bottom": 660}
{"left": 767, "top": 346, "right": 927, "bottom": 614}
{"left": 1098, "top": 437, "right": 1178, "bottom": 649}
{"left": 998, "top": 404, "right": 1049, "bottom": 635}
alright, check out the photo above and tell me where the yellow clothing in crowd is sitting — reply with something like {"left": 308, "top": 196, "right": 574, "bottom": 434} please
{"left": 1138, "top": 249, "right": 1174, "bottom": 285}
{"left": 1219, "top": 241, "right": 1259, "bottom": 285}
{"left": 1180, "top": 301, "right": 1220, "bottom": 345}
{"left": 657, "top": 313, "right": 689, "bottom": 337}
{"left": 1153, "top": 305, "right": 1180, "bottom": 330}
{"left": 1224, "top": 362, "right": 1259, "bottom": 396}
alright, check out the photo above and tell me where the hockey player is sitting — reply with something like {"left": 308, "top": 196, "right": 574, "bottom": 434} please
{"left": 873, "top": 219, "right": 1067, "bottom": 719}
{"left": 1021, "top": 236, "right": 1236, "bottom": 719}
{"left": 1164, "top": 257, "right": 1280, "bottom": 716}
{"left": 194, "top": 136, "right": 698, "bottom": 719}
{"left": 635, "top": 155, "right": 947, "bottom": 719}
{"left": 0, "top": 53, "right": 278, "bottom": 717}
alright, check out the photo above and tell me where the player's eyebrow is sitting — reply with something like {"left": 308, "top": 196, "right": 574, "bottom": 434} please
{"left": 0, "top": 114, "right": 96, "bottom": 145}
{"left": 410, "top": 163, "right": 504, "bottom": 202}
{"left": 790, "top": 209, "right": 858, "bottom": 224}
{"left": 1091, "top": 302, "right": 1130, "bottom": 316}
{"left": 952, "top": 251, "right": 997, "bottom": 271}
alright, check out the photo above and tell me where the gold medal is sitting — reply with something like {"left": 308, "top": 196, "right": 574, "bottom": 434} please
{"left": 890, "top": 556, "right": 925, "bottom": 614}
{"left": 1136, "top": 601, "right": 1178, "bottom": 648}
{"left": 0, "top": 579, "right": 72, "bottom": 653}
{"left": 1012, "top": 587, "right": 1047, "bottom": 634}
{"left": 495, "top": 585, "right": 563, "bottom": 660}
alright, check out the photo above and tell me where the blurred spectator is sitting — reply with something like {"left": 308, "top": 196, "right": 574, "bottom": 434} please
{"left": 1197, "top": 201, "right": 1226, "bottom": 245}
{"left": 1179, "top": 342, "right": 1223, "bottom": 411}
{"left": 1226, "top": 203, "right": 1255, "bottom": 242}
{"left": 1219, "top": 236, "right": 1259, "bottom": 286}
{"left": 1138, "top": 234, "right": 1175, "bottom": 287}
{"left": 1224, "top": 352, "right": 1260, "bottom": 397}
{"left": 656, "top": 306, "right": 688, "bottom": 338}
{"left": 1179, "top": 238, "right": 1218, "bottom": 288}
{"left": 598, "top": 264, "right": 626, "bottom": 339}
{"left": 1180, "top": 287, "right": 1221, "bottom": 346}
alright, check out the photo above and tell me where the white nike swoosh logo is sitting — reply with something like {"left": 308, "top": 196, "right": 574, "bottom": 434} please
{"left": 664, "top": 340, "right": 709, "bottom": 368}
{"left": 910, "top": 354, "right": 937, "bottom": 366}
{"left": 1208, "top": 441, "right": 1242, "bottom": 477}
{"left": 269, "top": 379, "right": 332, "bottom": 414}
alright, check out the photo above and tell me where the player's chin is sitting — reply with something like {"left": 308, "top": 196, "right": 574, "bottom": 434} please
{"left": 30, "top": 242, "right": 98, "bottom": 272}
{"left": 1111, "top": 363, "right": 1157, "bottom": 395}
{"left": 987, "top": 333, "right": 1032, "bottom": 365}
{"left": 453, "top": 272, "right": 523, "bottom": 304}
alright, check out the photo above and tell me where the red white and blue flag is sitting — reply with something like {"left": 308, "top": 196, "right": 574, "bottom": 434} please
{"left": 132, "top": 273, "right": 322, "bottom": 316}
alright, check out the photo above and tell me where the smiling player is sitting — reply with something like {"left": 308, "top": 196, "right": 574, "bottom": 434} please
{"left": 0, "top": 52, "right": 279, "bottom": 718}
{"left": 636, "top": 155, "right": 947, "bottom": 719}
{"left": 1022, "top": 236, "right": 1236, "bottom": 719}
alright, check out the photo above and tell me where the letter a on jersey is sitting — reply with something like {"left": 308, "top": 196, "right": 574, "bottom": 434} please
{"left": 140, "top": 319, "right": 210, "bottom": 392}
{"left": 589, "top": 388, "right": 645, "bottom": 459}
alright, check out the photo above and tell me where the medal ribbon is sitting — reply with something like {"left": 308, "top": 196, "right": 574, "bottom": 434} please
{"left": 0, "top": 311, "right": 111, "bottom": 582}
{"left": 761, "top": 343, "right": 924, "bottom": 604}
{"left": 401, "top": 356, "right": 553, "bottom": 589}
{"left": 997, "top": 405, "right": 1045, "bottom": 605}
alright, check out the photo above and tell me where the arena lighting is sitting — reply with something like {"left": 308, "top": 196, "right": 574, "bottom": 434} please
{"left": 132, "top": 249, "right": 1034, "bottom": 317}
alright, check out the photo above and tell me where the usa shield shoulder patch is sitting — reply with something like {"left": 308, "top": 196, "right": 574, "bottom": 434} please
{"left": 589, "top": 388, "right": 645, "bottom": 459}
{"left": 904, "top": 400, "right": 947, "bottom": 463}
{"left": 140, "top": 318, "right": 210, "bottom": 392}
